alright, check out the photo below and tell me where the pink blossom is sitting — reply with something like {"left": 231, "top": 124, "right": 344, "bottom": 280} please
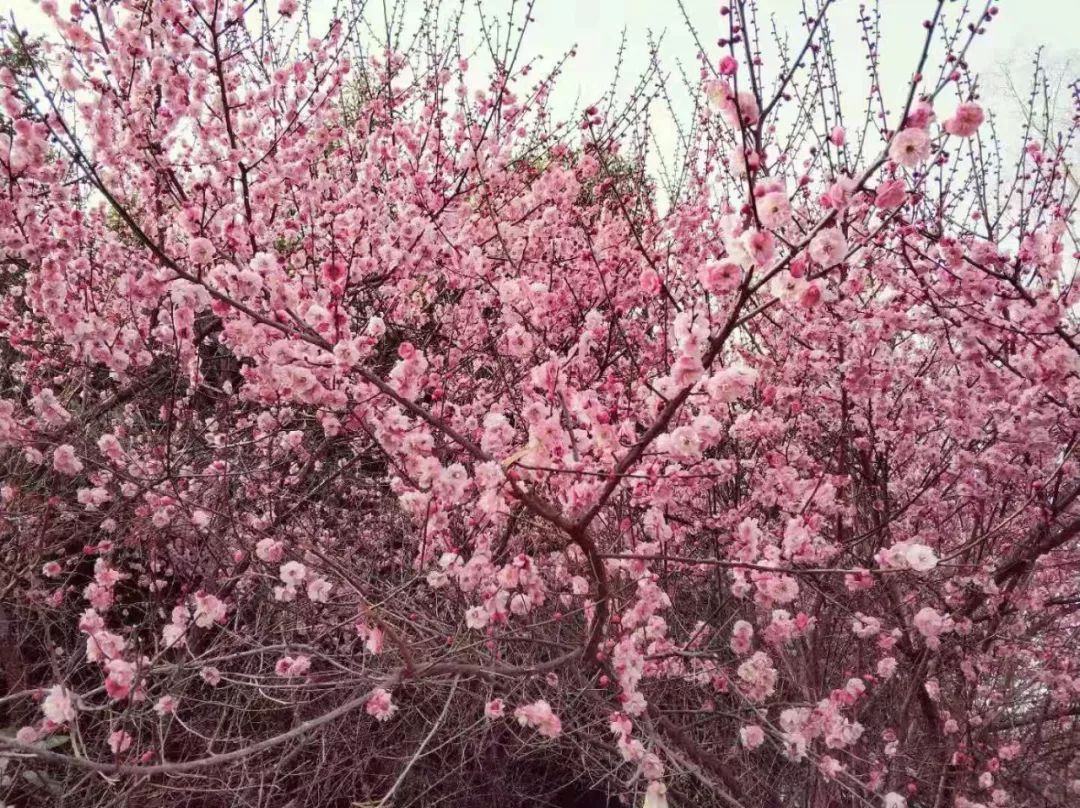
{"left": 913, "top": 607, "right": 952, "bottom": 650}
{"left": 52, "top": 444, "right": 83, "bottom": 476}
{"left": 697, "top": 260, "right": 742, "bottom": 294}
{"left": 819, "top": 755, "right": 844, "bottom": 778}
{"left": 97, "top": 433, "right": 125, "bottom": 462}
{"left": 200, "top": 667, "right": 222, "bottom": 686}
{"left": 736, "top": 651, "right": 778, "bottom": 702}
{"left": 808, "top": 227, "right": 848, "bottom": 267}
{"left": 514, "top": 699, "right": 562, "bottom": 738}
{"left": 905, "top": 100, "right": 935, "bottom": 129}
{"left": 743, "top": 229, "right": 776, "bottom": 268}
{"left": 465, "top": 605, "right": 490, "bottom": 630}
{"left": 874, "top": 179, "right": 907, "bottom": 209}
{"left": 306, "top": 577, "right": 332, "bottom": 602}
{"left": 255, "top": 538, "right": 285, "bottom": 562}
{"left": 640, "top": 268, "right": 662, "bottom": 294}
{"left": 852, "top": 614, "right": 881, "bottom": 639}
{"left": 0, "top": 7, "right": 1076, "bottom": 803}
{"left": 279, "top": 561, "right": 307, "bottom": 587}
{"left": 274, "top": 655, "right": 311, "bottom": 677}
{"left": 16, "top": 725, "right": 42, "bottom": 745}
{"left": 706, "top": 80, "right": 760, "bottom": 127}
{"left": 740, "top": 724, "right": 766, "bottom": 749}
{"left": 943, "top": 102, "right": 985, "bottom": 138}
{"left": 357, "top": 623, "right": 385, "bottom": 654}
{"left": 105, "top": 658, "right": 135, "bottom": 700}
{"left": 42, "top": 685, "right": 76, "bottom": 724}
{"left": 889, "top": 128, "right": 932, "bottom": 167}
{"left": 757, "top": 192, "right": 792, "bottom": 229}
{"left": 187, "top": 237, "right": 215, "bottom": 264}
{"left": 730, "top": 620, "right": 754, "bottom": 655}
{"left": 192, "top": 592, "right": 227, "bottom": 628}
{"left": 366, "top": 688, "right": 398, "bottom": 721}
{"left": 998, "top": 742, "right": 1021, "bottom": 761}
{"left": 85, "top": 628, "right": 126, "bottom": 663}
{"left": 108, "top": 729, "right": 133, "bottom": 755}
{"left": 902, "top": 543, "right": 938, "bottom": 572}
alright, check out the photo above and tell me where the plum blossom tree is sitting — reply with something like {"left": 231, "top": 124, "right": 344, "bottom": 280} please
{"left": 1, "top": 1, "right": 1079, "bottom": 807}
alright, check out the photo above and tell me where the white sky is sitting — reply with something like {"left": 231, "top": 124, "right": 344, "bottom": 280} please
{"left": 504, "top": 1, "right": 1076, "bottom": 168}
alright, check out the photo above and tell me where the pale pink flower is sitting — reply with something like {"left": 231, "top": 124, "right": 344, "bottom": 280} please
{"left": 905, "top": 100, "right": 935, "bottom": 129}
{"left": 998, "top": 742, "right": 1021, "bottom": 761}
{"left": 274, "top": 655, "right": 311, "bottom": 678}
{"left": 697, "top": 260, "right": 741, "bottom": 294}
{"left": 730, "top": 620, "right": 754, "bottom": 655}
{"left": 484, "top": 698, "right": 506, "bottom": 719}
{"left": 706, "top": 80, "right": 760, "bottom": 127}
{"left": 743, "top": 229, "right": 776, "bottom": 268}
{"left": 187, "top": 237, "right": 215, "bottom": 264}
{"left": 16, "top": 725, "right": 42, "bottom": 745}
{"left": 740, "top": 724, "right": 766, "bottom": 749}
{"left": 52, "top": 444, "right": 83, "bottom": 476}
{"left": 852, "top": 613, "right": 881, "bottom": 639}
{"left": 154, "top": 695, "right": 178, "bottom": 716}
{"left": 824, "top": 177, "right": 855, "bottom": 210}
{"left": 200, "top": 666, "right": 222, "bottom": 686}
{"left": 757, "top": 192, "right": 792, "bottom": 229}
{"left": 736, "top": 651, "right": 778, "bottom": 702}
{"left": 809, "top": 227, "right": 847, "bottom": 267}
{"left": 192, "top": 592, "right": 227, "bottom": 628}
{"left": 42, "top": 685, "right": 76, "bottom": 724}
{"left": 640, "top": 268, "right": 661, "bottom": 295}
{"left": 730, "top": 91, "right": 760, "bottom": 126}
{"left": 666, "top": 352, "right": 702, "bottom": 389}
{"left": 465, "top": 605, "right": 489, "bottom": 630}
{"left": 97, "top": 434, "right": 125, "bottom": 462}
{"left": 514, "top": 699, "right": 562, "bottom": 738}
{"left": 665, "top": 425, "right": 702, "bottom": 461}
{"left": 876, "top": 656, "right": 902, "bottom": 682}
{"left": 819, "top": 755, "right": 844, "bottom": 778}
{"left": 306, "top": 576, "right": 332, "bottom": 602}
{"left": 279, "top": 561, "right": 307, "bottom": 587}
{"left": 366, "top": 688, "right": 398, "bottom": 721}
{"left": 104, "top": 658, "right": 135, "bottom": 700}
{"left": 913, "top": 606, "right": 952, "bottom": 650}
{"left": 357, "top": 623, "right": 385, "bottom": 654}
{"left": 903, "top": 543, "right": 938, "bottom": 573}
{"left": 874, "top": 179, "right": 907, "bottom": 209}
{"left": 42, "top": 561, "right": 62, "bottom": 577}
{"left": 255, "top": 538, "right": 285, "bottom": 562}
{"left": 943, "top": 102, "right": 985, "bottom": 138}
{"left": 85, "top": 628, "right": 126, "bottom": 663}
{"left": 889, "top": 127, "right": 931, "bottom": 167}
{"left": 108, "top": 729, "right": 133, "bottom": 754}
